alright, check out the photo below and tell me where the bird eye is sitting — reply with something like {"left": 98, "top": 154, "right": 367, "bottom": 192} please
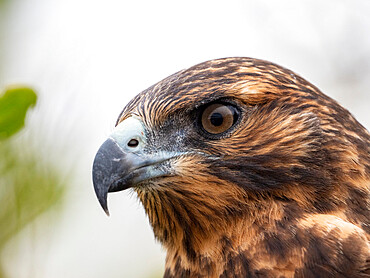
{"left": 200, "top": 103, "right": 239, "bottom": 136}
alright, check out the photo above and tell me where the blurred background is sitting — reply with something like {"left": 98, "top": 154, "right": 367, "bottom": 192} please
{"left": 0, "top": 0, "right": 369, "bottom": 277}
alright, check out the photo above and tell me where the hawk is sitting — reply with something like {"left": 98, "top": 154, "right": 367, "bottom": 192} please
{"left": 92, "top": 57, "right": 370, "bottom": 277}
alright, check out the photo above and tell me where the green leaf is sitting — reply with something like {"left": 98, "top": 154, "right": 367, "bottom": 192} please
{"left": 0, "top": 87, "right": 37, "bottom": 139}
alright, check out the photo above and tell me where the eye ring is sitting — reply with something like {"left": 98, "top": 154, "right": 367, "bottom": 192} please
{"left": 198, "top": 102, "right": 240, "bottom": 138}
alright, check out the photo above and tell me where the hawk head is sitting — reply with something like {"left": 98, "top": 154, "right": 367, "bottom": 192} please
{"left": 92, "top": 57, "right": 369, "bottom": 277}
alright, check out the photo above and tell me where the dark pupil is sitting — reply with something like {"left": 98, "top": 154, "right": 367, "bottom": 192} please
{"left": 210, "top": 112, "right": 223, "bottom": 126}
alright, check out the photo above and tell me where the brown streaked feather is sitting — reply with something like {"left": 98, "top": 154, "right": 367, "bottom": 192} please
{"left": 118, "top": 57, "right": 370, "bottom": 277}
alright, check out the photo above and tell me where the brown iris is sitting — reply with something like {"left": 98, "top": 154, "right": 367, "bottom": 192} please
{"left": 201, "top": 103, "right": 238, "bottom": 135}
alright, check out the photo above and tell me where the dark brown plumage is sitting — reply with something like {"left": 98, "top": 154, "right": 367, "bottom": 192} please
{"left": 93, "top": 57, "right": 370, "bottom": 277}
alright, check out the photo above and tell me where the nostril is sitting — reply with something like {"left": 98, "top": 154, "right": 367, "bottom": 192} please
{"left": 127, "top": 139, "right": 139, "bottom": 148}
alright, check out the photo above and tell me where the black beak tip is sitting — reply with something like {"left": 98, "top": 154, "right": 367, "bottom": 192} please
{"left": 92, "top": 141, "right": 112, "bottom": 216}
{"left": 102, "top": 205, "right": 110, "bottom": 217}
{"left": 92, "top": 137, "right": 136, "bottom": 216}
{"left": 93, "top": 178, "right": 110, "bottom": 216}
{"left": 97, "top": 191, "right": 110, "bottom": 216}
{"left": 92, "top": 138, "right": 126, "bottom": 216}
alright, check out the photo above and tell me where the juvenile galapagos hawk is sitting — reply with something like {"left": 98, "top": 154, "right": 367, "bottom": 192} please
{"left": 92, "top": 57, "right": 370, "bottom": 277}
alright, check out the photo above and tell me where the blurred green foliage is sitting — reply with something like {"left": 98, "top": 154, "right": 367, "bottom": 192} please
{"left": 0, "top": 0, "right": 9, "bottom": 7}
{"left": 0, "top": 87, "right": 65, "bottom": 278}
{"left": 0, "top": 87, "right": 37, "bottom": 139}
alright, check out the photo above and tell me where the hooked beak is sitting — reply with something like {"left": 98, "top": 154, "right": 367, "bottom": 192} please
{"left": 92, "top": 117, "right": 177, "bottom": 215}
